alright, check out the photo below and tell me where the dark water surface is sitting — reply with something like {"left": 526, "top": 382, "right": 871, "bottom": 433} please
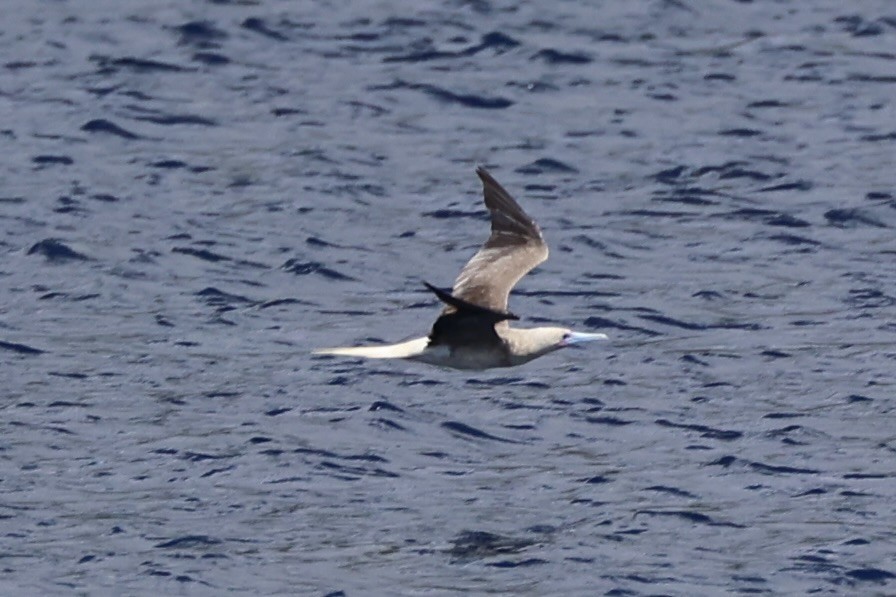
{"left": 2, "top": 0, "right": 895, "bottom": 594}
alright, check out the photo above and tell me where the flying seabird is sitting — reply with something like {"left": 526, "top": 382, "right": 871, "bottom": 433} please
{"left": 313, "top": 167, "right": 608, "bottom": 370}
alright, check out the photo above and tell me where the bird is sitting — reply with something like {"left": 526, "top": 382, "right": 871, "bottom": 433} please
{"left": 313, "top": 167, "right": 608, "bottom": 370}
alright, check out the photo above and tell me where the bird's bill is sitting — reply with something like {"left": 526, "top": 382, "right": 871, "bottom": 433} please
{"left": 562, "top": 331, "right": 609, "bottom": 346}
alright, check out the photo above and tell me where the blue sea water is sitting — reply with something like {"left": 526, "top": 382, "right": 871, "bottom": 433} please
{"left": 1, "top": 0, "right": 895, "bottom": 594}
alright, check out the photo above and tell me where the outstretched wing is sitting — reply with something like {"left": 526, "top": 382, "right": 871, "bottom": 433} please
{"left": 448, "top": 167, "right": 549, "bottom": 313}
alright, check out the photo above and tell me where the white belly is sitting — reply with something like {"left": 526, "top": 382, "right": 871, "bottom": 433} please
{"left": 411, "top": 345, "right": 510, "bottom": 370}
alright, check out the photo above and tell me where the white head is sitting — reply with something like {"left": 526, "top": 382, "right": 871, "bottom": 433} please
{"left": 505, "top": 326, "right": 608, "bottom": 364}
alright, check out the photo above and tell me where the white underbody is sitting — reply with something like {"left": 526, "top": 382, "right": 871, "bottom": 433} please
{"left": 410, "top": 343, "right": 514, "bottom": 370}
{"left": 313, "top": 336, "right": 528, "bottom": 370}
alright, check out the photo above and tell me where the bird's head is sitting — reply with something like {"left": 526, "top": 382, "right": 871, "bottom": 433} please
{"left": 507, "top": 326, "right": 608, "bottom": 364}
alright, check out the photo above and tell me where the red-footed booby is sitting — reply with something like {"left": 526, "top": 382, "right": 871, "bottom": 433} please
{"left": 313, "top": 167, "right": 608, "bottom": 369}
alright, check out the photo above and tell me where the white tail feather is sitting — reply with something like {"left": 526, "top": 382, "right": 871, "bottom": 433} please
{"left": 313, "top": 337, "right": 429, "bottom": 360}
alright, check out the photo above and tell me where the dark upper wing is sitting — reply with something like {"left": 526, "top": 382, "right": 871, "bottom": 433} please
{"left": 424, "top": 282, "right": 516, "bottom": 349}
{"left": 447, "top": 167, "right": 549, "bottom": 313}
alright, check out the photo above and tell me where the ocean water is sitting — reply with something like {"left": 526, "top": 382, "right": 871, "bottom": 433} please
{"left": 1, "top": 0, "right": 894, "bottom": 594}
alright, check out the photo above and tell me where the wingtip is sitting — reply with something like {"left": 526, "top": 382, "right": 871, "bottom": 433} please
{"left": 423, "top": 280, "right": 452, "bottom": 303}
{"left": 424, "top": 280, "right": 520, "bottom": 322}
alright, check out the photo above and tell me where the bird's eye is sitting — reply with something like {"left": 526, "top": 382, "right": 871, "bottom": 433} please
{"left": 562, "top": 332, "right": 572, "bottom": 341}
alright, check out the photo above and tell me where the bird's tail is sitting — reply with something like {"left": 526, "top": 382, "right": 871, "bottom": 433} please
{"left": 312, "top": 337, "right": 429, "bottom": 360}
